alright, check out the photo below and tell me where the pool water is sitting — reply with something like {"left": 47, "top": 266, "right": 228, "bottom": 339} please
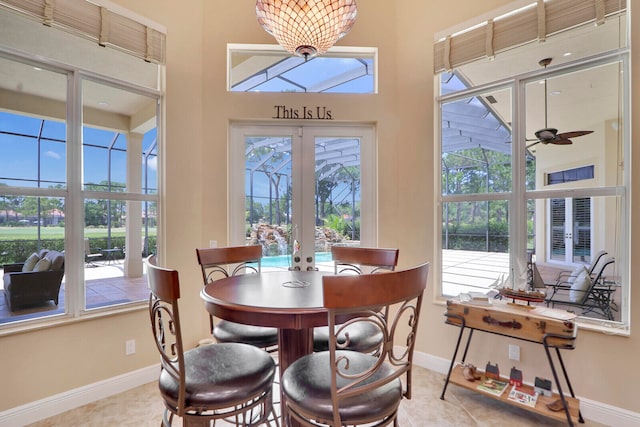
{"left": 262, "top": 252, "right": 332, "bottom": 267}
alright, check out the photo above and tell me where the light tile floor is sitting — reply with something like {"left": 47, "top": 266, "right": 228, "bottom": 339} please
{"left": 28, "top": 365, "right": 606, "bottom": 427}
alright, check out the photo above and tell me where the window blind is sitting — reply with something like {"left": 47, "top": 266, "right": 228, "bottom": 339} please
{"left": 434, "top": 0, "right": 626, "bottom": 73}
{"left": 0, "top": 0, "right": 165, "bottom": 64}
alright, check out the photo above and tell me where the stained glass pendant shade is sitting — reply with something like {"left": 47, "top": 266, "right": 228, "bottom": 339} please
{"left": 256, "top": 0, "right": 357, "bottom": 59}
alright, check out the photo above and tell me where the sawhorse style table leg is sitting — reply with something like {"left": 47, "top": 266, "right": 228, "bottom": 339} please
{"left": 543, "top": 335, "right": 585, "bottom": 426}
{"left": 441, "top": 314, "right": 473, "bottom": 400}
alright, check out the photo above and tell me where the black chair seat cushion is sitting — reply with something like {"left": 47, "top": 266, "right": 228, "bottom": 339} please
{"left": 159, "top": 342, "right": 275, "bottom": 409}
{"left": 282, "top": 351, "right": 402, "bottom": 423}
{"left": 313, "top": 322, "right": 384, "bottom": 352}
{"left": 214, "top": 320, "right": 278, "bottom": 348}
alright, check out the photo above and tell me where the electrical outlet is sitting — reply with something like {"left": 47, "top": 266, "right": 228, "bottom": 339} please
{"left": 509, "top": 344, "right": 520, "bottom": 361}
{"left": 126, "top": 339, "right": 136, "bottom": 355}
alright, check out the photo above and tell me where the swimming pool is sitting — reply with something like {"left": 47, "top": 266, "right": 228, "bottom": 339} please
{"left": 262, "top": 252, "right": 332, "bottom": 267}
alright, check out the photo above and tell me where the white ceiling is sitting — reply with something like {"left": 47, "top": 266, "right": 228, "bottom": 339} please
{"left": 457, "top": 14, "right": 626, "bottom": 135}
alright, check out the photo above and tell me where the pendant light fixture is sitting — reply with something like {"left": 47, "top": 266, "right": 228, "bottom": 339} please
{"left": 255, "top": 0, "right": 357, "bottom": 59}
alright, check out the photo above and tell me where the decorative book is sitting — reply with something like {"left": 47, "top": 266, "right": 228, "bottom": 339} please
{"left": 508, "top": 385, "right": 539, "bottom": 408}
{"left": 476, "top": 378, "right": 509, "bottom": 397}
{"left": 458, "top": 291, "right": 491, "bottom": 306}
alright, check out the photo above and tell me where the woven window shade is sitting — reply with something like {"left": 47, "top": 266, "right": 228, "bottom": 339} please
{"left": 0, "top": 0, "right": 165, "bottom": 64}
{"left": 434, "top": 0, "right": 626, "bottom": 73}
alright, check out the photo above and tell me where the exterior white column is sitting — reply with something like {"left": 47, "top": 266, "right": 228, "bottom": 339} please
{"left": 124, "top": 132, "right": 143, "bottom": 277}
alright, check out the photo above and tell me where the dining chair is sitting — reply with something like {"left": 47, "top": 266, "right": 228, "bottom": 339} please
{"left": 281, "top": 262, "right": 430, "bottom": 427}
{"left": 331, "top": 246, "right": 399, "bottom": 275}
{"left": 146, "top": 255, "right": 278, "bottom": 427}
{"left": 196, "top": 246, "right": 279, "bottom": 350}
{"left": 313, "top": 246, "right": 399, "bottom": 352}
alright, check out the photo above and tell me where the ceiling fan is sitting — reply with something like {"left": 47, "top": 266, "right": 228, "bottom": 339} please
{"left": 527, "top": 57, "right": 593, "bottom": 148}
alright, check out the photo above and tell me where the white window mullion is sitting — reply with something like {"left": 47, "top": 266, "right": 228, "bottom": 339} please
{"left": 510, "top": 75, "right": 528, "bottom": 283}
{"left": 66, "top": 70, "right": 84, "bottom": 317}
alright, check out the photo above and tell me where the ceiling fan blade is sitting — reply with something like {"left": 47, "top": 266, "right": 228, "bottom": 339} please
{"left": 557, "top": 130, "right": 593, "bottom": 139}
{"left": 551, "top": 138, "right": 573, "bottom": 145}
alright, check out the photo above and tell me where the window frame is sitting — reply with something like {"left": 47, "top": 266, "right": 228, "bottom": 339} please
{"left": 436, "top": 50, "right": 631, "bottom": 332}
{"left": 0, "top": 39, "right": 163, "bottom": 333}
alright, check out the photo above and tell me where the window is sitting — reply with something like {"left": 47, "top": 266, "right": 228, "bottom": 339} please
{"left": 228, "top": 44, "right": 377, "bottom": 93}
{"left": 0, "top": 5, "right": 163, "bottom": 328}
{"left": 436, "top": 8, "right": 629, "bottom": 329}
{"left": 546, "top": 166, "right": 594, "bottom": 185}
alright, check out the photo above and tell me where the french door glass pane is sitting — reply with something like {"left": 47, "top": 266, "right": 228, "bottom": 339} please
{"left": 573, "top": 197, "right": 591, "bottom": 264}
{"left": 245, "top": 136, "right": 293, "bottom": 269}
{"left": 550, "top": 199, "right": 566, "bottom": 261}
{"left": 243, "top": 133, "right": 364, "bottom": 271}
{"left": 549, "top": 197, "right": 592, "bottom": 264}
{"left": 314, "top": 137, "right": 361, "bottom": 271}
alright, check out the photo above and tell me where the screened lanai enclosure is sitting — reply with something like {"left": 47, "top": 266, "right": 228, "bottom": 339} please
{"left": 244, "top": 135, "right": 361, "bottom": 262}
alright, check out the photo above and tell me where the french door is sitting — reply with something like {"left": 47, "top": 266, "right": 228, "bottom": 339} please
{"left": 230, "top": 124, "right": 376, "bottom": 271}
{"left": 548, "top": 197, "right": 593, "bottom": 265}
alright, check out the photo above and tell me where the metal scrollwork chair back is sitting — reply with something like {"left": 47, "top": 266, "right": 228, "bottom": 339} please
{"left": 282, "top": 262, "right": 430, "bottom": 427}
{"left": 146, "top": 255, "right": 278, "bottom": 427}
{"left": 196, "top": 246, "right": 278, "bottom": 350}
{"left": 314, "top": 246, "right": 400, "bottom": 353}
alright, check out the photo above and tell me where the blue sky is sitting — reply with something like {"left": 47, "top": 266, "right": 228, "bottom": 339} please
{"left": 0, "top": 111, "right": 157, "bottom": 190}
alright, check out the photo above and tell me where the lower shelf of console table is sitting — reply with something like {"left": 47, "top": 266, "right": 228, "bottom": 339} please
{"left": 448, "top": 364, "right": 581, "bottom": 424}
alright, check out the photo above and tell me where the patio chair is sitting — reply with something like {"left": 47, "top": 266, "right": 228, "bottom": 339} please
{"left": 313, "top": 246, "right": 399, "bottom": 352}
{"left": 3, "top": 249, "right": 65, "bottom": 311}
{"left": 545, "top": 256, "right": 616, "bottom": 320}
{"left": 545, "top": 250, "right": 608, "bottom": 288}
{"left": 145, "top": 255, "right": 277, "bottom": 427}
{"left": 84, "top": 238, "right": 102, "bottom": 267}
{"left": 281, "top": 262, "right": 429, "bottom": 427}
{"left": 195, "top": 246, "right": 278, "bottom": 350}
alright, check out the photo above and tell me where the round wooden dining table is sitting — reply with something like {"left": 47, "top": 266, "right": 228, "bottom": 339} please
{"left": 200, "top": 270, "right": 331, "bottom": 426}
{"left": 201, "top": 269, "right": 330, "bottom": 363}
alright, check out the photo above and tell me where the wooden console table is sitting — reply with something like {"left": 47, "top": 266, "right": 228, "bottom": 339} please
{"left": 440, "top": 300, "right": 583, "bottom": 426}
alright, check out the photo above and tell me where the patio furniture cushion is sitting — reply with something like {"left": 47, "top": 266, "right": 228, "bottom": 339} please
{"left": 22, "top": 253, "right": 40, "bottom": 272}
{"left": 45, "top": 251, "right": 65, "bottom": 270}
{"left": 566, "top": 265, "right": 583, "bottom": 284}
{"left": 569, "top": 267, "right": 591, "bottom": 302}
{"left": 33, "top": 258, "right": 52, "bottom": 272}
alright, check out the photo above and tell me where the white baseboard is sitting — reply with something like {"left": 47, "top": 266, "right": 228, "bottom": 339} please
{"left": 413, "top": 351, "right": 640, "bottom": 427}
{"left": 0, "top": 364, "right": 158, "bottom": 427}
{"left": 2, "top": 352, "right": 639, "bottom": 427}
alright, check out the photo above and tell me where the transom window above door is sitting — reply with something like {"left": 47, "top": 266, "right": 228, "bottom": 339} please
{"left": 228, "top": 44, "right": 377, "bottom": 93}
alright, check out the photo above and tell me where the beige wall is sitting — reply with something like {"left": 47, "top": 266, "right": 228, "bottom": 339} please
{"left": 2, "top": 0, "right": 639, "bottom": 416}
